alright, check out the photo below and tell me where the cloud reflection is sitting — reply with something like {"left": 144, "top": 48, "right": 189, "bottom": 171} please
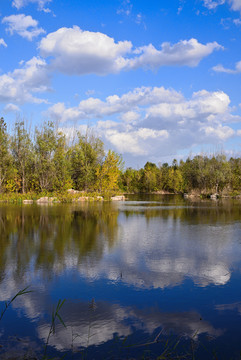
{"left": 37, "top": 300, "right": 222, "bottom": 351}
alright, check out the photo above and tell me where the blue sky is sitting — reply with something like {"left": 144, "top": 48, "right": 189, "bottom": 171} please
{"left": 0, "top": 0, "right": 241, "bottom": 167}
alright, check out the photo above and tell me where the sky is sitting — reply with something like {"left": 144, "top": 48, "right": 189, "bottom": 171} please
{"left": 0, "top": 0, "right": 241, "bottom": 167}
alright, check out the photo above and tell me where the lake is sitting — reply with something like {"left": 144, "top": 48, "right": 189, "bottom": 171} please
{"left": 0, "top": 195, "right": 241, "bottom": 359}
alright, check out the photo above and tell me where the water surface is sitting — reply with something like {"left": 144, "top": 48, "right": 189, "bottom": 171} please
{"left": 0, "top": 195, "right": 241, "bottom": 359}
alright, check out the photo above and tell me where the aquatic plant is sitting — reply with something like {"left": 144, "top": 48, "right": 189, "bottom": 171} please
{"left": 0, "top": 286, "right": 31, "bottom": 322}
{"left": 42, "top": 299, "right": 66, "bottom": 359}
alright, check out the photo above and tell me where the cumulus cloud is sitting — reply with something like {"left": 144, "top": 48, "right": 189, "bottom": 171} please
{"left": 0, "top": 38, "right": 7, "bottom": 47}
{"left": 201, "top": 125, "right": 235, "bottom": 140}
{"left": 39, "top": 26, "right": 132, "bottom": 75}
{"left": 2, "top": 14, "right": 45, "bottom": 41}
{"left": 47, "top": 86, "right": 183, "bottom": 122}
{"left": 213, "top": 61, "right": 241, "bottom": 74}
{"left": 12, "top": 0, "right": 51, "bottom": 11}
{"left": 39, "top": 26, "right": 222, "bottom": 75}
{"left": 0, "top": 56, "right": 49, "bottom": 104}
{"left": 146, "top": 90, "right": 230, "bottom": 121}
{"left": 47, "top": 86, "right": 238, "bottom": 161}
{"left": 127, "top": 39, "right": 222, "bottom": 69}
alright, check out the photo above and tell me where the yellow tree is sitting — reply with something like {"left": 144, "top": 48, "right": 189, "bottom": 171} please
{"left": 95, "top": 150, "right": 123, "bottom": 196}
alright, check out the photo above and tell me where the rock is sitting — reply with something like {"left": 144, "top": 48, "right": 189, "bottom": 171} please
{"left": 23, "top": 199, "right": 33, "bottom": 204}
{"left": 36, "top": 197, "right": 57, "bottom": 204}
{"left": 111, "top": 195, "right": 125, "bottom": 201}
{"left": 36, "top": 197, "right": 49, "bottom": 204}
{"left": 210, "top": 194, "right": 218, "bottom": 200}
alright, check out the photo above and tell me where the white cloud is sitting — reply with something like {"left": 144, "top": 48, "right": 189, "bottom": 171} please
{"left": 213, "top": 60, "right": 241, "bottom": 74}
{"left": 201, "top": 125, "right": 235, "bottom": 140}
{"left": 230, "top": 0, "right": 241, "bottom": 11}
{"left": 39, "top": 26, "right": 222, "bottom": 75}
{"left": 4, "top": 103, "right": 20, "bottom": 113}
{"left": 117, "top": 0, "right": 133, "bottom": 16}
{"left": 202, "top": 0, "right": 241, "bottom": 11}
{"left": 47, "top": 86, "right": 184, "bottom": 122}
{"left": 233, "top": 18, "right": 241, "bottom": 25}
{"left": 203, "top": 0, "right": 225, "bottom": 9}
{"left": 39, "top": 26, "right": 132, "bottom": 75}
{"left": 128, "top": 39, "right": 222, "bottom": 69}
{"left": 147, "top": 90, "right": 231, "bottom": 120}
{"left": 121, "top": 111, "right": 140, "bottom": 123}
{"left": 100, "top": 128, "right": 169, "bottom": 155}
{"left": 135, "top": 13, "right": 143, "bottom": 24}
{"left": 12, "top": 0, "right": 51, "bottom": 11}
{"left": 0, "top": 38, "right": 7, "bottom": 47}
{"left": 0, "top": 56, "right": 49, "bottom": 104}
{"left": 48, "top": 86, "right": 238, "bottom": 162}
{"left": 2, "top": 14, "right": 45, "bottom": 41}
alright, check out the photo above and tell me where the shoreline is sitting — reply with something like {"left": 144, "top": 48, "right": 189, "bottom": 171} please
{"left": 1, "top": 191, "right": 241, "bottom": 205}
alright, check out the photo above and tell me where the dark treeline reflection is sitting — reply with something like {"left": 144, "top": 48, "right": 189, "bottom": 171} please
{"left": 0, "top": 202, "right": 119, "bottom": 281}
{"left": 123, "top": 195, "right": 241, "bottom": 225}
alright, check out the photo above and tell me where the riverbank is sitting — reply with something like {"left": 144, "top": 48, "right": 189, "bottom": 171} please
{"left": 1, "top": 189, "right": 241, "bottom": 204}
{"left": 125, "top": 190, "right": 241, "bottom": 199}
{"left": 0, "top": 189, "right": 126, "bottom": 204}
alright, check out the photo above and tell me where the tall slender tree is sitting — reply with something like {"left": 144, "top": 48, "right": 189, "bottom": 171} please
{"left": 11, "top": 120, "right": 33, "bottom": 193}
{"left": 0, "top": 117, "right": 12, "bottom": 193}
{"left": 35, "top": 121, "right": 57, "bottom": 192}
{"left": 53, "top": 131, "right": 72, "bottom": 191}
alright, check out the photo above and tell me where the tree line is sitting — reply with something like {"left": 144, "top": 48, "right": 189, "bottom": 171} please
{"left": 0, "top": 117, "right": 122, "bottom": 195}
{"left": 121, "top": 156, "right": 241, "bottom": 195}
{"left": 0, "top": 117, "right": 241, "bottom": 196}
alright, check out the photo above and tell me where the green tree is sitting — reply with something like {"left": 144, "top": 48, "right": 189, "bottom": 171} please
{"left": 207, "top": 155, "right": 231, "bottom": 193}
{"left": 141, "top": 162, "right": 159, "bottom": 192}
{"left": 230, "top": 157, "right": 241, "bottom": 191}
{"left": 53, "top": 131, "right": 72, "bottom": 191}
{"left": 0, "top": 117, "right": 12, "bottom": 193}
{"left": 121, "top": 167, "right": 142, "bottom": 193}
{"left": 11, "top": 121, "right": 33, "bottom": 193}
{"left": 159, "top": 163, "right": 170, "bottom": 191}
{"left": 35, "top": 122, "right": 56, "bottom": 192}
{"left": 70, "top": 131, "right": 104, "bottom": 191}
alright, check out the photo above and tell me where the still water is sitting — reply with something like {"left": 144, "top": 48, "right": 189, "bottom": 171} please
{"left": 0, "top": 195, "right": 241, "bottom": 359}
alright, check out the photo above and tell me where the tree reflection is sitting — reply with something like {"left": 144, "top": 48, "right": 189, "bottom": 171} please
{"left": 0, "top": 203, "right": 119, "bottom": 280}
{"left": 0, "top": 197, "right": 241, "bottom": 289}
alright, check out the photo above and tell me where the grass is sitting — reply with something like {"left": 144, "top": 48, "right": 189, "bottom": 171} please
{"left": 0, "top": 287, "right": 32, "bottom": 322}
{"left": 42, "top": 299, "right": 66, "bottom": 359}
